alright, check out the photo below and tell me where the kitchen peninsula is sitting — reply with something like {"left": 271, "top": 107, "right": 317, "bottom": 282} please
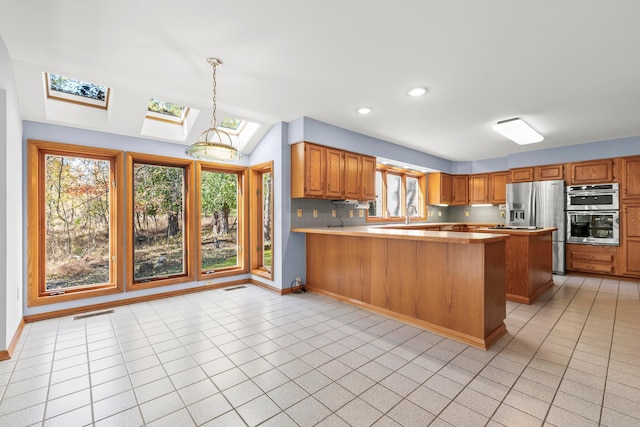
{"left": 292, "top": 226, "right": 509, "bottom": 350}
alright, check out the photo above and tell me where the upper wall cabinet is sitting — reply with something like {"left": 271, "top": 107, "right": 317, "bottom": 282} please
{"left": 427, "top": 172, "right": 452, "bottom": 205}
{"left": 427, "top": 173, "right": 469, "bottom": 205}
{"left": 510, "top": 167, "right": 534, "bottom": 183}
{"left": 535, "top": 164, "right": 564, "bottom": 181}
{"left": 567, "top": 158, "right": 618, "bottom": 185}
{"left": 489, "top": 171, "right": 509, "bottom": 204}
{"left": 451, "top": 175, "right": 469, "bottom": 205}
{"left": 621, "top": 156, "right": 640, "bottom": 200}
{"left": 469, "top": 174, "right": 489, "bottom": 204}
{"left": 291, "top": 142, "right": 376, "bottom": 200}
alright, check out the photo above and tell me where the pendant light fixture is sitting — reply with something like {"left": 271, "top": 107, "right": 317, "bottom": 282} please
{"left": 185, "top": 57, "right": 241, "bottom": 161}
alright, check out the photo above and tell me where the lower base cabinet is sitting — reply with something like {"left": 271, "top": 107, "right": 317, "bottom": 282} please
{"left": 566, "top": 244, "right": 619, "bottom": 275}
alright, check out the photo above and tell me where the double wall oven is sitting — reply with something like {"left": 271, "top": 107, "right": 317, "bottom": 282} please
{"left": 566, "top": 183, "right": 619, "bottom": 246}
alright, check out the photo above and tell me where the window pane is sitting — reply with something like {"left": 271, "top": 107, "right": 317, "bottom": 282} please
{"left": 262, "top": 172, "right": 272, "bottom": 270}
{"left": 406, "top": 177, "right": 419, "bottom": 215}
{"left": 44, "top": 155, "right": 111, "bottom": 290}
{"left": 369, "top": 171, "right": 383, "bottom": 217}
{"left": 200, "top": 170, "right": 239, "bottom": 272}
{"left": 133, "top": 163, "right": 185, "bottom": 280}
{"left": 386, "top": 174, "right": 401, "bottom": 217}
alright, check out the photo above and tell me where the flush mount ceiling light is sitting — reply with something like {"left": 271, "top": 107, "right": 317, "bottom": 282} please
{"left": 356, "top": 106, "right": 373, "bottom": 115}
{"left": 406, "top": 86, "right": 428, "bottom": 97}
{"left": 492, "top": 118, "right": 544, "bottom": 145}
{"left": 185, "top": 57, "right": 241, "bottom": 161}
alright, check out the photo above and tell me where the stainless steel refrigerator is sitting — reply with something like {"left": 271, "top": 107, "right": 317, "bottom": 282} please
{"left": 506, "top": 180, "right": 566, "bottom": 274}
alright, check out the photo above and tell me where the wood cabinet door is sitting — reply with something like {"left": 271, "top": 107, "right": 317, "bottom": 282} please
{"left": 427, "top": 173, "right": 452, "bottom": 205}
{"left": 510, "top": 167, "right": 534, "bottom": 183}
{"left": 535, "top": 164, "right": 564, "bottom": 181}
{"left": 451, "top": 175, "right": 469, "bottom": 205}
{"left": 304, "top": 143, "right": 325, "bottom": 196}
{"left": 344, "top": 152, "right": 361, "bottom": 199}
{"left": 325, "top": 147, "right": 344, "bottom": 198}
{"left": 623, "top": 203, "right": 640, "bottom": 276}
{"left": 361, "top": 155, "right": 377, "bottom": 200}
{"left": 622, "top": 156, "right": 640, "bottom": 200}
{"left": 489, "top": 171, "right": 508, "bottom": 204}
{"left": 469, "top": 174, "right": 489, "bottom": 204}
{"left": 569, "top": 159, "right": 615, "bottom": 184}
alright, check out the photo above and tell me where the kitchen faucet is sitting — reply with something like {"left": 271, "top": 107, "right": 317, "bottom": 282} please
{"left": 406, "top": 205, "right": 418, "bottom": 224}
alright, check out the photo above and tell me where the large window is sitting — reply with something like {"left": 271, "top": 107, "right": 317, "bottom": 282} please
{"left": 27, "top": 140, "right": 124, "bottom": 306}
{"left": 250, "top": 162, "right": 274, "bottom": 279}
{"left": 197, "top": 163, "right": 248, "bottom": 279}
{"left": 126, "top": 153, "right": 194, "bottom": 289}
{"left": 368, "top": 165, "right": 426, "bottom": 222}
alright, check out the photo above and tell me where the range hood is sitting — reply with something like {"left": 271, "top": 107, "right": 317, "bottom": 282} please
{"left": 332, "top": 200, "right": 370, "bottom": 210}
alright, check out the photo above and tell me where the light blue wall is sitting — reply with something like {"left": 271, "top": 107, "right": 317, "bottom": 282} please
{"left": 296, "top": 117, "right": 454, "bottom": 173}
{"left": 0, "top": 34, "right": 23, "bottom": 351}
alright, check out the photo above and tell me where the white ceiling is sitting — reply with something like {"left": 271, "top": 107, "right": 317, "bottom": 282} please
{"left": 2, "top": 0, "right": 640, "bottom": 161}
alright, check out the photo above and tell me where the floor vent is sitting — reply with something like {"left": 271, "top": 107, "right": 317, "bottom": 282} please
{"left": 74, "top": 309, "right": 114, "bottom": 320}
{"left": 223, "top": 285, "right": 246, "bottom": 291}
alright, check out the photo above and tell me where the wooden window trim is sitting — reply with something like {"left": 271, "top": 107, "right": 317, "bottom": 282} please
{"left": 126, "top": 152, "right": 195, "bottom": 290}
{"left": 27, "top": 140, "right": 124, "bottom": 307}
{"left": 196, "top": 162, "right": 249, "bottom": 280}
{"left": 367, "top": 165, "right": 427, "bottom": 223}
{"left": 249, "top": 161, "right": 274, "bottom": 280}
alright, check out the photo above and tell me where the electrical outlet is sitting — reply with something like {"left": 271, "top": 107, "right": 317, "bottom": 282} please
{"left": 359, "top": 210, "right": 364, "bottom": 218}
{"left": 438, "top": 211, "right": 442, "bottom": 217}
{"left": 349, "top": 210, "right": 354, "bottom": 218}
{"left": 297, "top": 208, "right": 302, "bottom": 217}
{"left": 332, "top": 209, "right": 336, "bottom": 217}
{"left": 465, "top": 210, "right": 469, "bottom": 217}
{"left": 313, "top": 209, "right": 318, "bottom": 218}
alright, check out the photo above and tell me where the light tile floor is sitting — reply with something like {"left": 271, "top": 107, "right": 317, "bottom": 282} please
{"left": 1, "top": 275, "right": 639, "bottom": 426}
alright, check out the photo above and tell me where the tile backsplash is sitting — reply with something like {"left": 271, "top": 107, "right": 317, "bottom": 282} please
{"left": 291, "top": 199, "right": 505, "bottom": 227}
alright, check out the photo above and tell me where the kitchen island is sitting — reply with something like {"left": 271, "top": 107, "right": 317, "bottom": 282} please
{"left": 476, "top": 227, "right": 556, "bottom": 304}
{"left": 292, "top": 226, "right": 509, "bottom": 350}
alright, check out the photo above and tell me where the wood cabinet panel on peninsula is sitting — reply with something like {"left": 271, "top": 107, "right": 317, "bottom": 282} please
{"left": 294, "top": 227, "right": 508, "bottom": 349}
{"left": 291, "top": 142, "right": 376, "bottom": 200}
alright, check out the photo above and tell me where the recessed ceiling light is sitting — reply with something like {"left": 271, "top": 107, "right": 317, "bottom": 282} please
{"left": 357, "top": 106, "right": 373, "bottom": 115}
{"left": 406, "top": 86, "right": 428, "bottom": 97}
{"left": 492, "top": 118, "right": 544, "bottom": 145}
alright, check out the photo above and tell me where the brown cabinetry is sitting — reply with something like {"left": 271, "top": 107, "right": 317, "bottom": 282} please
{"left": 566, "top": 244, "right": 619, "bottom": 275}
{"left": 469, "top": 174, "right": 489, "bottom": 204}
{"left": 621, "top": 156, "right": 640, "bottom": 200}
{"left": 621, "top": 203, "right": 640, "bottom": 276}
{"left": 489, "top": 171, "right": 508, "bottom": 204}
{"left": 567, "top": 158, "right": 618, "bottom": 185}
{"left": 325, "top": 147, "right": 344, "bottom": 198}
{"left": 452, "top": 175, "right": 469, "bottom": 205}
{"left": 427, "top": 172, "right": 452, "bottom": 205}
{"left": 510, "top": 167, "right": 534, "bottom": 183}
{"left": 291, "top": 142, "right": 376, "bottom": 200}
{"left": 535, "top": 164, "right": 564, "bottom": 181}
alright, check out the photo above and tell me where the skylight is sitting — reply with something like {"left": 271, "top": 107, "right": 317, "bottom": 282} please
{"left": 218, "top": 117, "right": 245, "bottom": 135}
{"left": 45, "top": 72, "right": 110, "bottom": 109}
{"left": 146, "top": 98, "right": 190, "bottom": 125}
